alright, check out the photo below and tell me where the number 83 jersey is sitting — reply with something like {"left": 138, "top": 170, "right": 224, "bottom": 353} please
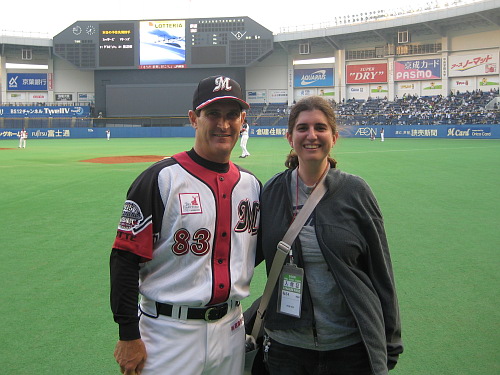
{"left": 113, "top": 150, "right": 261, "bottom": 307}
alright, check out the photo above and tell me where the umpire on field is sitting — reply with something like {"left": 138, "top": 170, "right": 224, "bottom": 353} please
{"left": 110, "top": 76, "right": 261, "bottom": 375}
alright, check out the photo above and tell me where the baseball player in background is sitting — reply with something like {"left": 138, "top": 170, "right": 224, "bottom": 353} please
{"left": 239, "top": 118, "right": 250, "bottom": 158}
{"left": 18, "top": 128, "right": 28, "bottom": 148}
{"left": 110, "top": 76, "right": 261, "bottom": 375}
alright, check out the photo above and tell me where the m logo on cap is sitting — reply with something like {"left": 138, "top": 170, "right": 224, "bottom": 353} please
{"left": 213, "top": 76, "right": 232, "bottom": 92}
{"left": 192, "top": 75, "right": 249, "bottom": 111}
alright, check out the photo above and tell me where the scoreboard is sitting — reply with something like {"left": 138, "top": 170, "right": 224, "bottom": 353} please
{"left": 53, "top": 17, "right": 273, "bottom": 70}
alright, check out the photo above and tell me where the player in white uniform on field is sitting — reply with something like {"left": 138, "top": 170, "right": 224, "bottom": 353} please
{"left": 239, "top": 119, "right": 250, "bottom": 158}
{"left": 110, "top": 76, "right": 261, "bottom": 375}
{"left": 18, "top": 128, "right": 28, "bottom": 148}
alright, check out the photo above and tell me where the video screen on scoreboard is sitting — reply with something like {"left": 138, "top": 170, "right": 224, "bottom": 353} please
{"left": 139, "top": 20, "right": 186, "bottom": 69}
{"left": 99, "top": 23, "right": 135, "bottom": 67}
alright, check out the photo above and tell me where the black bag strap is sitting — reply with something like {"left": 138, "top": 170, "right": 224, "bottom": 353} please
{"left": 250, "top": 168, "right": 328, "bottom": 339}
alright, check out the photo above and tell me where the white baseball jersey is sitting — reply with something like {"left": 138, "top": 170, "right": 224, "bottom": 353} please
{"left": 241, "top": 123, "right": 249, "bottom": 136}
{"left": 113, "top": 150, "right": 261, "bottom": 307}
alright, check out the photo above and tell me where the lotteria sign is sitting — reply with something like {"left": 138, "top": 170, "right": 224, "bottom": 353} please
{"left": 294, "top": 68, "right": 334, "bottom": 87}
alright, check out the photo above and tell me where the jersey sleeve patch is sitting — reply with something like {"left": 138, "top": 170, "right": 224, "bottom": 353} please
{"left": 118, "top": 200, "right": 152, "bottom": 234}
{"left": 113, "top": 199, "right": 154, "bottom": 260}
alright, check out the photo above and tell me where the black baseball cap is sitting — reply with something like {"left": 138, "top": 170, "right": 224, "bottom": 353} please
{"left": 192, "top": 75, "right": 250, "bottom": 111}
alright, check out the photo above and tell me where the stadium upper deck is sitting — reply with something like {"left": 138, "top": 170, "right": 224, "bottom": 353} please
{"left": 0, "top": 0, "right": 499, "bottom": 125}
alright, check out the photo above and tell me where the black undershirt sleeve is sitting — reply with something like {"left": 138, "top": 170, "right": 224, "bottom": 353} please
{"left": 110, "top": 248, "right": 141, "bottom": 341}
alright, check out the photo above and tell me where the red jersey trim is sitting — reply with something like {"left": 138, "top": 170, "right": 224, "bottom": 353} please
{"left": 173, "top": 151, "right": 241, "bottom": 305}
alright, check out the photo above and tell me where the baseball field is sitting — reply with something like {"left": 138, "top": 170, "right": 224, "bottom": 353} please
{"left": 1, "top": 136, "right": 499, "bottom": 374}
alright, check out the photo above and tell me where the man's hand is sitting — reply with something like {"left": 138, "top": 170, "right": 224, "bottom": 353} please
{"left": 114, "top": 339, "right": 147, "bottom": 375}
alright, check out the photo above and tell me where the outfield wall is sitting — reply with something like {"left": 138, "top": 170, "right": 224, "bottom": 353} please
{"left": 1, "top": 125, "right": 500, "bottom": 140}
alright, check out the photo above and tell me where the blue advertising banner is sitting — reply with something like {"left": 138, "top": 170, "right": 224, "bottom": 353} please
{"left": 344, "top": 125, "right": 499, "bottom": 139}
{"left": 294, "top": 68, "right": 334, "bottom": 87}
{"left": 253, "top": 125, "right": 500, "bottom": 139}
{"left": 0, "top": 106, "right": 91, "bottom": 118}
{"left": 0, "top": 129, "right": 72, "bottom": 139}
{"left": 1, "top": 125, "right": 499, "bottom": 140}
{"left": 0, "top": 127, "right": 196, "bottom": 139}
{"left": 7, "top": 73, "right": 48, "bottom": 91}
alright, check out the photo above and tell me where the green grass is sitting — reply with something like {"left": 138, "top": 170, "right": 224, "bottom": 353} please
{"left": 1, "top": 137, "right": 499, "bottom": 374}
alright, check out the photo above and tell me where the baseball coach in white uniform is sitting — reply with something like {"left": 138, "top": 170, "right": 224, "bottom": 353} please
{"left": 110, "top": 76, "right": 261, "bottom": 375}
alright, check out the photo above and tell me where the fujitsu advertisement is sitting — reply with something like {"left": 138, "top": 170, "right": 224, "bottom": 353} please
{"left": 395, "top": 59, "right": 441, "bottom": 81}
{"left": 346, "top": 64, "right": 387, "bottom": 84}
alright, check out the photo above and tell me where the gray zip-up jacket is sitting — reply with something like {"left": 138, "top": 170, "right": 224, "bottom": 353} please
{"left": 259, "top": 167, "right": 403, "bottom": 375}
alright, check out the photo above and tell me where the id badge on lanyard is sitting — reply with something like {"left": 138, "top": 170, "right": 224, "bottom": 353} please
{"left": 277, "top": 263, "right": 304, "bottom": 318}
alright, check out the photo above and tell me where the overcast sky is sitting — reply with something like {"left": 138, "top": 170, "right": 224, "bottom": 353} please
{"left": 1, "top": 0, "right": 441, "bottom": 37}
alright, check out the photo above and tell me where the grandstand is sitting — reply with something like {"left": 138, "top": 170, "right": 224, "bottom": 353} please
{"left": 336, "top": 89, "right": 500, "bottom": 125}
{"left": 0, "top": 0, "right": 499, "bottom": 138}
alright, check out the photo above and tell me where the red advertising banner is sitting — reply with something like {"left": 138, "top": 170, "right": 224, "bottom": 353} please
{"left": 346, "top": 63, "right": 388, "bottom": 84}
{"left": 48, "top": 73, "right": 53, "bottom": 91}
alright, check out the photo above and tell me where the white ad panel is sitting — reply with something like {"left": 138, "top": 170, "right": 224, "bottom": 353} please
{"left": 7, "top": 92, "right": 27, "bottom": 102}
{"left": 78, "top": 93, "right": 95, "bottom": 102}
{"left": 450, "top": 77, "right": 476, "bottom": 93}
{"left": 246, "top": 90, "right": 267, "bottom": 104}
{"left": 30, "top": 92, "right": 49, "bottom": 102}
{"left": 269, "top": 89, "right": 288, "bottom": 103}
{"left": 421, "top": 81, "right": 444, "bottom": 96}
{"left": 396, "top": 82, "right": 420, "bottom": 98}
{"left": 369, "top": 84, "right": 389, "bottom": 98}
{"left": 477, "top": 76, "right": 499, "bottom": 91}
{"left": 294, "top": 88, "right": 315, "bottom": 101}
{"left": 347, "top": 85, "right": 369, "bottom": 100}
{"left": 294, "top": 88, "right": 334, "bottom": 102}
{"left": 318, "top": 88, "right": 335, "bottom": 98}
{"left": 449, "top": 52, "right": 498, "bottom": 77}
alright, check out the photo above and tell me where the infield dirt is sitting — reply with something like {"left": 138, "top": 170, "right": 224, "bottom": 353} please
{"left": 80, "top": 155, "right": 166, "bottom": 164}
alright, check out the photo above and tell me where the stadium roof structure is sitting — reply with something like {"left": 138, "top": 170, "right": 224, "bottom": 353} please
{"left": 0, "top": 0, "right": 498, "bottom": 58}
{"left": 274, "top": 0, "right": 500, "bottom": 53}
{"left": 0, "top": 34, "right": 52, "bottom": 48}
